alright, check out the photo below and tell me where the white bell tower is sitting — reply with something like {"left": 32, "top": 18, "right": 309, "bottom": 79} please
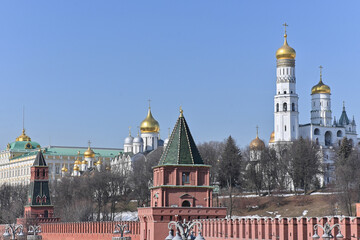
{"left": 274, "top": 23, "right": 299, "bottom": 142}
{"left": 311, "top": 66, "right": 332, "bottom": 126}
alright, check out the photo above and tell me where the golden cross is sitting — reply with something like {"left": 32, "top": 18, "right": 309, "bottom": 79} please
{"left": 148, "top": 99, "right": 151, "bottom": 108}
{"left": 88, "top": 140, "right": 91, "bottom": 148}
{"left": 283, "top": 22, "right": 288, "bottom": 34}
{"left": 129, "top": 126, "right": 131, "bottom": 136}
{"left": 256, "top": 125, "right": 259, "bottom": 137}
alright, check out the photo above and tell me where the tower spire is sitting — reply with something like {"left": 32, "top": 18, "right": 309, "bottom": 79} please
{"left": 23, "top": 106, "right": 25, "bottom": 132}
{"left": 256, "top": 125, "right": 259, "bottom": 138}
{"left": 179, "top": 106, "right": 184, "bottom": 117}
{"left": 319, "top": 65, "right": 323, "bottom": 83}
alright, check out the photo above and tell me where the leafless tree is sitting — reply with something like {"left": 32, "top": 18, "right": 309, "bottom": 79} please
{"left": 198, "top": 141, "right": 225, "bottom": 184}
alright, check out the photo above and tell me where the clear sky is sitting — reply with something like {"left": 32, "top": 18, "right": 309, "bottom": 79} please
{"left": 0, "top": 1, "right": 359, "bottom": 149}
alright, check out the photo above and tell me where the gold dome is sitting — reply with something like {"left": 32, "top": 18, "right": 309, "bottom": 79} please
{"left": 311, "top": 80, "right": 331, "bottom": 94}
{"left": 269, "top": 131, "right": 275, "bottom": 143}
{"left": 81, "top": 159, "right": 88, "bottom": 165}
{"left": 140, "top": 108, "right": 160, "bottom": 133}
{"left": 61, "top": 165, "right": 68, "bottom": 172}
{"left": 74, "top": 151, "right": 82, "bottom": 165}
{"left": 276, "top": 34, "right": 296, "bottom": 60}
{"left": 84, "top": 147, "right": 95, "bottom": 158}
{"left": 250, "top": 136, "right": 265, "bottom": 150}
{"left": 73, "top": 165, "right": 80, "bottom": 171}
{"left": 250, "top": 128, "right": 265, "bottom": 150}
{"left": 311, "top": 66, "right": 330, "bottom": 94}
{"left": 15, "top": 129, "right": 32, "bottom": 142}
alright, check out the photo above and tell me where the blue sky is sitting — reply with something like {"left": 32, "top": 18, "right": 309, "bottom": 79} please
{"left": 0, "top": 1, "right": 359, "bottom": 149}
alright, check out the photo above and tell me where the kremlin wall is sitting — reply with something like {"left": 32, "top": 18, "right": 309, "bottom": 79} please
{"left": 20, "top": 215, "right": 360, "bottom": 240}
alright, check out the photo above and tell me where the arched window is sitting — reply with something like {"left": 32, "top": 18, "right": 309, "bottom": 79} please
{"left": 276, "top": 103, "right": 279, "bottom": 112}
{"left": 283, "top": 103, "right": 287, "bottom": 112}
{"left": 337, "top": 130, "right": 343, "bottom": 137}
{"left": 182, "top": 200, "right": 191, "bottom": 207}
{"left": 284, "top": 91, "right": 287, "bottom": 94}
{"left": 36, "top": 169, "right": 40, "bottom": 177}
{"left": 314, "top": 128, "right": 320, "bottom": 135}
{"left": 292, "top": 103, "right": 295, "bottom": 111}
{"left": 285, "top": 125, "right": 287, "bottom": 131}
{"left": 325, "top": 131, "right": 332, "bottom": 146}
{"left": 42, "top": 169, "right": 46, "bottom": 177}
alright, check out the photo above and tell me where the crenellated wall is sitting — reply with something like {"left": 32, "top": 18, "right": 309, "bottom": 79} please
{"left": 39, "top": 221, "right": 140, "bottom": 240}
{"left": 34, "top": 216, "right": 360, "bottom": 240}
{"left": 197, "top": 217, "right": 360, "bottom": 240}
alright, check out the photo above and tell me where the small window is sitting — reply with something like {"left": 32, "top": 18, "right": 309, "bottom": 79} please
{"left": 283, "top": 103, "right": 287, "bottom": 112}
{"left": 182, "top": 172, "right": 190, "bottom": 184}
{"left": 284, "top": 91, "right": 287, "bottom": 94}
{"left": 276, "top": 103, "right": 279, "bottom": 112}
{"left": 292, "top": 103, "right": 295, "bottom": 111}
{"left": 314, "top": 128, "right": 320, "bottom": 135}
{"left": 337, "top": 130, "right": 343, "bottom": 137}
{"left": 285, "top": 125, "right": 287, "bottom": 131}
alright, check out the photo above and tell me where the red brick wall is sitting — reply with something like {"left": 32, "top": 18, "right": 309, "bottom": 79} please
{"left": 39, "top": 221, "right": 140, "bottom": 240}
{"left": 35, "top": 216, "right": 360, "bottom": 240}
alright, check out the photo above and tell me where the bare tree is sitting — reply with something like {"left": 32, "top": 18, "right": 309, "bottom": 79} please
{"left": 198, "top": 141, "right": 225, "bottom": 184}
{"left": 335, "top": 137, "right": 360, "bottom": 216}
{"left": 288, "top": 138, "right": 321, "bottom": 193}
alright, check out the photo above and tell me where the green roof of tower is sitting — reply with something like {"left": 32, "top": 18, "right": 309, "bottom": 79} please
{"left": 158, "top": 109, "right": 204, "bottom": 165}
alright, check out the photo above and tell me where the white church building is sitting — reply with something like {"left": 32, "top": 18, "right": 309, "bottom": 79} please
{"left": 252, "top": 25, "right": 359, "bottom": 186}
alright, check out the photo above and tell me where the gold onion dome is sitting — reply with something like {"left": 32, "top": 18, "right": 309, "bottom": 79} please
{"left": 84, "top": 147, "right": 95, "bottom": 158}
{"left": 140, "top": 108, "right": 160, "bottom": 133}
{"left": 81, "top": 159, "right": 88, "bottom": 165}
{"left": 15, "top": 129, "right": 32, "bottom": 142}
{"left": 61, "top": 165, "right": 68, "bottom": 172}
{"left": 311, "top": 66, "right": 330, "bottom": 94}
{"left": 73, "top": 165, "right": 80, "bottom": 171}
{"left": 250, "top": 128, "right": 265, "bottom": 150}
{"left": 311, "top": 80, "right": 331, "bottom": 94}
{"left": 276, "top": 33, "right": 296, "bottom": 60}
{"left": 269, "top": 131, "right": 275, "bottom": 143}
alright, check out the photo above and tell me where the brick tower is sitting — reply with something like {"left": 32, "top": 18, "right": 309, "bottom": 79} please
{"left": 22, "top": 150, "right": 59, "bottom": 223}
{"left": 137, "top": 109, "right": 226, "bottom": 240}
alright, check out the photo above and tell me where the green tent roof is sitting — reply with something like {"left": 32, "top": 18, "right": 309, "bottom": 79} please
{"left": 158, "top": 110, "right": 204, "bottom": 165}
